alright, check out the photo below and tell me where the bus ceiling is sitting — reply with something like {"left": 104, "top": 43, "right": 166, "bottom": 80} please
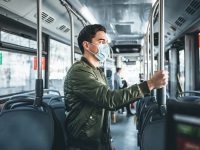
{"left": 0, "top": 0, "right": 200, "bottom": 54}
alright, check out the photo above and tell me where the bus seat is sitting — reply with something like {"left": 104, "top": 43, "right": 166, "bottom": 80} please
{"left": 0, "top": 98, "right": 54, "bottom": 150}
{"left": 140, "top": 104, "right": 166, "bottom": 150}
{"left": 43, "top": 95, "right": 68, "bottom": 149}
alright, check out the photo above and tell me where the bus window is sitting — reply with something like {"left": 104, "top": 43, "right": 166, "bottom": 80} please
{"left": 0, "top": 51, "right": 36, "bottom": 95}
{"left": 49, "top": 39, "right": 71, "bottom": 94}
{"left": 1, "top": 31, "right": 37, "bottom": 49}
{"left": 123, "top": 61, "right": 140, "bottom": 85}
{"left": 0, "top": 31, "right": 40, "bottom": 96}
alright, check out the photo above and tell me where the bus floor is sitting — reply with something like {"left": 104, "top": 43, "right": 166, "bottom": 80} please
{"left": 111, "top": 110, "right": 139, "bottom": 150}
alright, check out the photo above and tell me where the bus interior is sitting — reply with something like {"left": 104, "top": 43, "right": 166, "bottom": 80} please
{"left": 0, "top": 0, "right": 200, "bottom": 150}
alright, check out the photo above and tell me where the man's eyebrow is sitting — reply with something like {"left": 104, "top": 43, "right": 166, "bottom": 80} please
{"left": 98, "top": 38, "right": 108, "bottom": 42}
{"left": 98, "top": 38, "right": 105, "bottom": 41}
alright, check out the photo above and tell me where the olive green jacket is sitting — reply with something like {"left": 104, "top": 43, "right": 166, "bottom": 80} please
{"left": 64, "top": 57, "right": 150, "bottom": 150}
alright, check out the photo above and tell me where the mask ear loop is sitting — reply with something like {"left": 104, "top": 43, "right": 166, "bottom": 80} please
{"left": 85, "top": 48, "right": 97, "bottom": 55}
{"left": 85, "top": 42, "right": 99, "bottom": 55}
{"left": 84, "top": 42, "right": 101, "bottom": 61}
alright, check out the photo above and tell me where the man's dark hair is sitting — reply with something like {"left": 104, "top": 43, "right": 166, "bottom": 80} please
{"left": 77, "top": 24, "right": 106, "bottom": 54}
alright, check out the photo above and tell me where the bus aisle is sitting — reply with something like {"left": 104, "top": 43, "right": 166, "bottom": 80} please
{"left": 111, "top": 110, "right": 139, "bottom": 150}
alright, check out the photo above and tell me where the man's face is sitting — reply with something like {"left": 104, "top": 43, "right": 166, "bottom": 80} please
{"left": 83, "top": 31, "right": 108, "bottom": 55}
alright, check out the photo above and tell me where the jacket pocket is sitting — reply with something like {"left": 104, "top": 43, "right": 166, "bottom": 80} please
{"left": 85, "top": 113, "right": 97, "bottom": 129}
{"left": 83, "top": 111, "right": 102, "bottom": 139}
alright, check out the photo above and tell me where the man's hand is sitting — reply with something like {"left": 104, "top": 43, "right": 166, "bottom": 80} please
{"left": 147, "top": 70, "right": 169, "bottom": 90}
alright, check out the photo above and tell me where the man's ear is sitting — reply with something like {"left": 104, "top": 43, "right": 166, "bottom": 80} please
{"left": 82, "top": 41, "right": 89, "bottom": 50}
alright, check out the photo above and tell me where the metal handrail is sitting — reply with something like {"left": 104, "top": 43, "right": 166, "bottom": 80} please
{"left": 60, "top": 0, "right": 87, "bottom": 26}
{"left": 145, "top": 1, "right": 159, "bottom": 80}
{"left": 146, "top": 24, "right": 150, "bottom": 80}
{"left": 34, "top": 0, "right": 43, "bottom": 106}
{"left": 150, "top": 0, "right": 159, "bottom": 96}
{"left": 150, "top": 0, "right": 159, "bottom": 78}
{"left": 158, "top": 0, "right": 166, "bottom": 115}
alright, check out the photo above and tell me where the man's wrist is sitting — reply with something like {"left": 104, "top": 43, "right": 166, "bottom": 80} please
{"left": 138, "top": 81, "right": 151, "bottom": 95}
{"left": 147, "top": 79, "right": 154, "bottom": 91}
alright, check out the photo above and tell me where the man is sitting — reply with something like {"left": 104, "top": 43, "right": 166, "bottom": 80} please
{"left": 114, "top": 67, "right": 134, "bottom": 115}
{"left": 64, "top": 24, "right": 168, "bottom": 150}
{"left": 114, "top": 67, "right": 123, "bottom": 90}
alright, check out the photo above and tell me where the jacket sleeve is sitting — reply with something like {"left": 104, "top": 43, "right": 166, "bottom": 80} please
{"left": 66, "top": 66, "right": 150, "bottom": 110}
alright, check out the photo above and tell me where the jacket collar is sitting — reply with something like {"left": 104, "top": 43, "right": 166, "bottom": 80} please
{"left": 81, "top": 57, "right": 106, "bottom": 81}
{"left": 81, "top": 57, "right": 96, "bottom": 69}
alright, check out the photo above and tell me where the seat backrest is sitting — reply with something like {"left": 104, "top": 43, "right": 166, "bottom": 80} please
{"left": 140, "top": 104, "right": 166, "bottom": 150}
{"left": 0, "top": 99, "right": 54, "bottom": 150}
{"left": 141, "top": 118, "right": 166, "bottom": 150}
{"left": 136, "top": 96, "right": 156, "bottom": 131}
{"left": 43, "top": 95, "right": 67, "bottom": 126}
{"left": 49, "top": 105, "right": 67, "bottom": 150}
{"left": 177, "top": 91, "right": 200, "bottom": 101}
{"left": 140, "top": 99, "right": 178, "bottom": 150}
{"left": 43, "top": 95, "right": 68, "bottom": 150}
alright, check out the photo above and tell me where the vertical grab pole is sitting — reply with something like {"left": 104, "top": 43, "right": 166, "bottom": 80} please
{"left": 34, "top": 0, "right": 43, "bottom": 106}
{"left": 158, "top": 0, "right": 166, "bottom": 114}
{"left": 150, "top": 1, "right": 159, "bottom": 96}
{"left": 59, "top": 0, "right": 87, "bottom": 28}
{"left": 150, "top": 18, "right": 155, "bottom": 96}
{"left": 59, "top": 0, "right": 81, "bottom": 65}
{"left": 37, "top": 0, "right": 42, "bottom": 79}
{"left": 143, "top": 47, "right": 146, "bottom": 80}
{"left": 68, "top": 10, "right": 75, "bottom": 65}
{"left": 146, "top": 24, "right": 150, "bottom": 80}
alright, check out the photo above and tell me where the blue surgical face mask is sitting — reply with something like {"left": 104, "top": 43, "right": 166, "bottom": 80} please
{"left": 96, "top": 43, "right": 110, "bottom": 62}
{"left": 87, "top": 43, "right": 110, "bottom": 62}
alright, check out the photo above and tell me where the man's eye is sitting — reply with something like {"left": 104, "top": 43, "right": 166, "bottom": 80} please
{"left": 99, "top": 41, "right": 105, "bottom": 44}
